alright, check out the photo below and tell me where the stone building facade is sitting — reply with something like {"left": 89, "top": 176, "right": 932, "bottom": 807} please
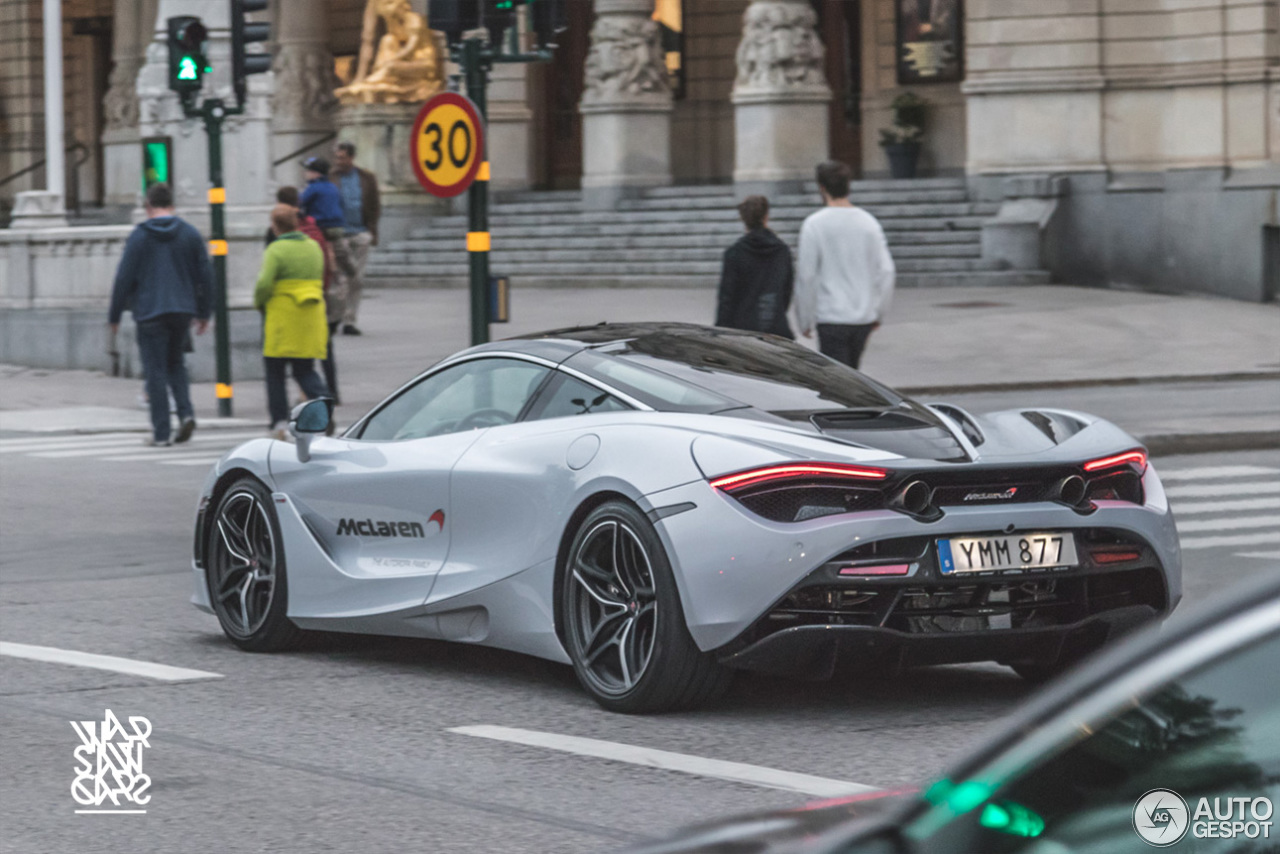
{"left": 1, "top": 0, "right": 1278, "bottom": 307}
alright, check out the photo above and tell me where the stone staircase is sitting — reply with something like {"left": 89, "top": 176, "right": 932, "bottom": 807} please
{"left": 366, "top": 178, "right": 1050, "bottom": 288}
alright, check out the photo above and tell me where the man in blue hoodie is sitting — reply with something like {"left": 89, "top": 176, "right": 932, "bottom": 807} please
{"left": 108, "top": 182, "right": 212, "bottom": 446}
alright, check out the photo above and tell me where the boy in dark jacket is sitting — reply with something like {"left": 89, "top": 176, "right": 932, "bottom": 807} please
{"left": 715, "top": 195, "right": 794, "bottom": 339}
{"left": 108, "top": 182, "right": 212, "bottom": 446}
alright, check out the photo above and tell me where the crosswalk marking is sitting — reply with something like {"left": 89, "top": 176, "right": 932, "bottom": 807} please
{"left": 2, "top": 428, "right": 269, "bottom": 469}
{"left": 1165, "top": 481, "right": 1280, "bottom": 499}
{"left": 1176, "top": 516, "right": 1280, "bottom": 533}
{"left": 1158, "top": 465, "right": 1280, "bottom": 481}
{"left": 99, "top": 450, "right": 242, "bottom": 463}
{"left": 1163, "top": 463, "right": 1279, "bottom": 554}
{"left": 26, "top": 432, "right": 263, "bottom": 459}
{"left": 1173, "top": 497, "right": 1280, "bottom": 516}
{"left": 1179, "top": 531, "right": 1280, "bottom": 551}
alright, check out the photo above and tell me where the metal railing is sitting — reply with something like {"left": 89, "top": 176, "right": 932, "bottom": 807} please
{"left": 0, "top": 141, "right": 91, "bottom": 216}
{"left": 272, "top": 130, "right": 338, "bottom": 168}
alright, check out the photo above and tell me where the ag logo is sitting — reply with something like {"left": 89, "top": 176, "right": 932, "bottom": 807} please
{"left": 1134, "top": 789, "right": 1189, "bottom": 847}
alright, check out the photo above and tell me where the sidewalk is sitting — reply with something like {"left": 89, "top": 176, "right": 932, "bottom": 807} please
{"left": 2, "top": 284, "right": 1277, "bottom": 447}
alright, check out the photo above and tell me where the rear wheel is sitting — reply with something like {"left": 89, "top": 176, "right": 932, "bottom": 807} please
{"left": 207, "top": 477, "right": 301, "bottom": 652}
{"left": 562, "top": 501, "right": 731, "bottom": 713}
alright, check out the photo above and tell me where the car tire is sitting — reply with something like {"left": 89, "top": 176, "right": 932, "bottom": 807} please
{"left": 562, "top": 500, "right": 732, "bottom": 713}
{"left": 206, "top": 477, "right": 302, "bottom": 652}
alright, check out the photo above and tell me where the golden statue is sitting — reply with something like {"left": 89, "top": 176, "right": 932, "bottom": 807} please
{"left": 336, "top": 0, "right": 445, "bottom": 105}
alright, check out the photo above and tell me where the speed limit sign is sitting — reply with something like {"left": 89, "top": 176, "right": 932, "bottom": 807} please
{"left": 410, "top": 92, "right": 485, "bottom": 198}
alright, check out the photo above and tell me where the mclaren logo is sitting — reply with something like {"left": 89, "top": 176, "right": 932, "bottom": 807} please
{"left": 336, "top": 510, "right": 445, "bottom": 538}
{"left": 963, "top": 487, "right": 1018, "bottom": 502}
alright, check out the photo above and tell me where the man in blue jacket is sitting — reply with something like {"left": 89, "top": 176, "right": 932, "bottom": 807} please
{"left": 298, "top": 156, "right": 355, "bottom": 324}
{"left": 108, "top": 182, "right": 212, "bottom": 446}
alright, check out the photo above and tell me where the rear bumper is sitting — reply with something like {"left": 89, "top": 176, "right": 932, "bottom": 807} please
{"left": 720, "top": 604, "right": 1159, "bottom": 678}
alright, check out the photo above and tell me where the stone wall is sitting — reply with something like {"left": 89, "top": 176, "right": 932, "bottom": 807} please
{"left": 966, "top": 0, "right": 1280, "bottom": 301}
{"left": 861, "top": 0, "right": 966, "bottom": 178}
{"left": 672, "top": 0, "right": 746, "bottom": 183}
{"left": 0, "top": 0, "right": 47, "bottom": 209}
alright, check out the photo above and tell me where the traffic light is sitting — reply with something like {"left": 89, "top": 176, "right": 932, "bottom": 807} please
{"left": 483, "top": 0, "right": 517, "bottom": 48}
{"left": 167, "top": 16, "right": 208, "bottom": 98}
{"left": 528, "top": 0, "right": 567, "bottom": 49}
{"left": 428, "top": 0, "right": 480, "bottom": 45}
{"left": 230, "top": 0, "right": 271, "bottom": 107}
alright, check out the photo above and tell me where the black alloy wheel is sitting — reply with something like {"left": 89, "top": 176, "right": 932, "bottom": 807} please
{"left": 562, "top": 500, "right": 731, "bottom": 713}
{"left": 207, "top": 477, "right": 301, "bottom": 652}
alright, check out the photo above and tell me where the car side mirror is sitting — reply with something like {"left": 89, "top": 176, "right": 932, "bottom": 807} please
{"left": 290, "top": 398, "right": 333, "bottom": 463}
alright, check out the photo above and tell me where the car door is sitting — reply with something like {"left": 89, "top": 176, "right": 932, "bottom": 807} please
{"left": 270, "top": 356, "right": 551, "bottom": 614}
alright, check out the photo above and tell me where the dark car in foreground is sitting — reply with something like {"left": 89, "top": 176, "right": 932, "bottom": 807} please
{"left": 623, "top": 571, "right": 1280, "bottom": 852}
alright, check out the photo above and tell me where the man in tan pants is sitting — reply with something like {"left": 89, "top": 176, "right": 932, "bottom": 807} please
{"left": 329, "top": 141, "right": 381, "bottom": 336}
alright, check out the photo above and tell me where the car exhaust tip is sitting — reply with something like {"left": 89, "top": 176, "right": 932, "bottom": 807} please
{"left": 894, "top": 480, "right": 932, "bottom": 516}
{"left": 1057, "top": 475, "right": 1087, "bottom": 506}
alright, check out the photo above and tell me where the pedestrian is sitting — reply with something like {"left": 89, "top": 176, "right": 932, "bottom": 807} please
{"left": 269, "top": 186, "right": 341, "bottom": 405}
{"left": 108, "top": 182, "right": 211, "bottom": 446}
{"left": 795, "top": 160, "right": 896, "bottom": 370}
{"left": 329, "top": 141, "right": 380, "bottom": 336}
{"left": 299, "top": 155, "right": 357, "bottom": 312}
{"left": 256, "top": 204, "right": 331, "bottom": 440}
{"left": 715, "top": 195, "right": 794, "bottom": 339}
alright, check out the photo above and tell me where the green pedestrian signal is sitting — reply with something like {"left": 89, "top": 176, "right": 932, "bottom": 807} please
{"left": 166, "top": 16, "right": 208, "bottom": 98}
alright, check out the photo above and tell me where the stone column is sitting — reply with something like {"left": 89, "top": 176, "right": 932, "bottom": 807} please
{"left": 731, "top": 0, "right": 831, "bottom": 197}
{"left": 12, "top": 0, "right": 70, "bottom": 227}
{"left": 269, "top": 0, "right": 338, "bottom": 180}
{"left": 487, "top": 62, "right": 534, "bottom": 191}
{"left": 579, "top": 0, "right": 673, "bottom": 210}
{"left": 100, "top": 0, "right": 157, "bottom": 215}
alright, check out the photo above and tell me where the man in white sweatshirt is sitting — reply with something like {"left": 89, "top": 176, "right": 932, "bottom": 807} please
{"left": 795, "top": 160, "right": 896, "bottom": 370}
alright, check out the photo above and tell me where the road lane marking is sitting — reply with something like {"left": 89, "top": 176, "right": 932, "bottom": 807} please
{"left": 1177, "top": 516, "right": 1280, "bottom": 533}
{"left": 0, "top": 642, "right": 223, "bottom": 682}
{"left": 448, "top": 725, "right": 876, "bottom": 797}
{"left": 160, "top": 457, "right": 227, "bottom": 466}
{"left": 1179, "top": 531, "right": 1280, "bottom": 551}
{"left": 1165, "top": 482, "right": 1280, "bottom": 499}
{"left": 1172, "top": 497, "right": 1280, "bottom": 515}
{"left": 1158, "top": 465, "right": 1280, "bottom": 481}
{"left": 1239, "top": 551, "right": 1280, "bottom": 560}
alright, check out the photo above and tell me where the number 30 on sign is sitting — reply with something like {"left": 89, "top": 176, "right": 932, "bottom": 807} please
{"left": 410, "top": 92, "right": 485, "bottom": 198}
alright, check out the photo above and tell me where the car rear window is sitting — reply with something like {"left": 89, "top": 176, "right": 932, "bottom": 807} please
{"left": 571, "top": 329, "right": 900, "bottom": 415}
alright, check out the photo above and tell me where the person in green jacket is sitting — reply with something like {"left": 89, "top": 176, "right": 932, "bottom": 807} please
{"left": 256, "top": 204, "right": 331, "bottom": 437}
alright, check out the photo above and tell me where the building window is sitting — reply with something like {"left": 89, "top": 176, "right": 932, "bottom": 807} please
{"left": 652, "top": 0, "right": 685, "bottom": 99}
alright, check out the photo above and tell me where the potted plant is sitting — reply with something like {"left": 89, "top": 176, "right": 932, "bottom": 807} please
{"left": 879, "top": 92, "right": 927, "bottom": 179}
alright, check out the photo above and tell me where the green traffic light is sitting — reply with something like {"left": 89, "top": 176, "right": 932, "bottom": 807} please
{"left": 177, "top": 55, "right": 199, "bottom": 81}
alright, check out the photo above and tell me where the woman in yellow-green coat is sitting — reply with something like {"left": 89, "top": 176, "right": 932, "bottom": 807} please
{"left": 256, "top": 204, "right": 331, "bottom": 437}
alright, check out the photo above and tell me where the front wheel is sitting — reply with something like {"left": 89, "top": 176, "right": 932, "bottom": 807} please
{"left": 207, "top": 477, "right": 301, "bottom": 652}
{"left": 562, "top": 500, "right": 731, "bottom": 713}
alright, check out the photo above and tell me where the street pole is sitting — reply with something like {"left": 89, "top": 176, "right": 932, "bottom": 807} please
{"left": 202, "top": 100, "right": 233, "bottom": 417}
{"left": 463, "top": 38, "right": 490, "bottom": 348}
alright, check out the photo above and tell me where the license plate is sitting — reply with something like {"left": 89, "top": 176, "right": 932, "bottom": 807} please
{"left": 937, "top": 533, "right": 1078, "bottom": 574}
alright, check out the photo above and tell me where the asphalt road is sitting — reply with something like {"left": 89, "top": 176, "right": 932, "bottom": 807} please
{"left": 2, "top": 422, "right": 1277, "bottom": 853}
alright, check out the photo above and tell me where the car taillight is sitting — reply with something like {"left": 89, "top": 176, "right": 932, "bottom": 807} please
{"left": 1083, "top": 449, "right": 1147, "bottom": 474}
{"left": 710, "top": 464, "right": 888, "bottom": 492}
{"left": 1089, "top": 547, "right": 1142, "bottom": 564}
{"left": 710, "top": 463, "right": 888, "bottom": 523}
{"left": 1082, "top": 449, "right": 1147, "bottom": 504}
